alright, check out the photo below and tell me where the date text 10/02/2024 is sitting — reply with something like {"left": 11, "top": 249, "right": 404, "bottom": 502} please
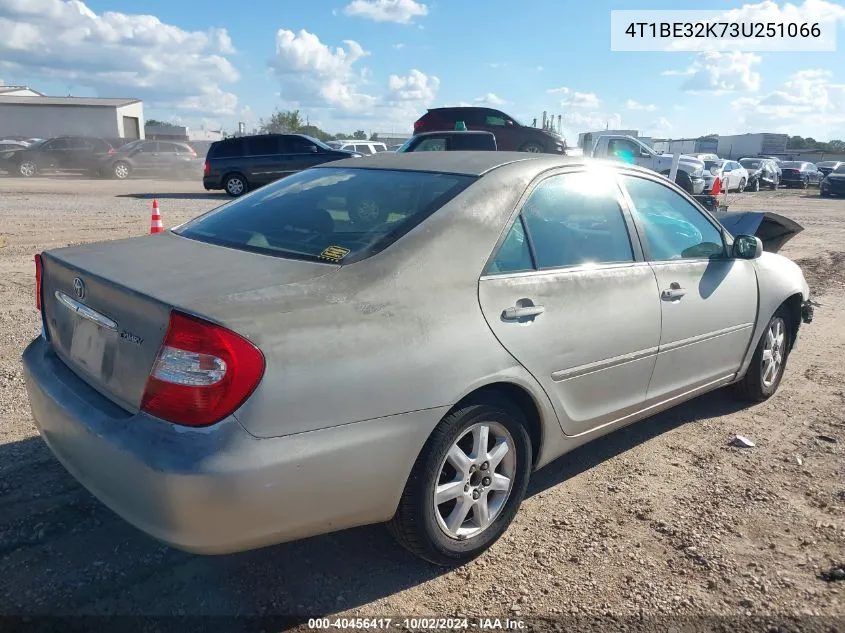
{"left": 307, "top": 618, "right": 526, "bottom": 630}
{"left": 624, "top": 21, "right": 821, "bottom": 39}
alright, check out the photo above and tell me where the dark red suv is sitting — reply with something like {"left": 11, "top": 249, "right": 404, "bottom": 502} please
{"left": 414, "top": 107, "right": 566, "bottom": 154}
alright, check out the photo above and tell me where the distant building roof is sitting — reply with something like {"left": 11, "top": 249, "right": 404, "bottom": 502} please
{"left": 0, "top": 95, "right": 140, "bottom": 107}
{"left": 0, "top": 85, "right": 44, "bottom": 96}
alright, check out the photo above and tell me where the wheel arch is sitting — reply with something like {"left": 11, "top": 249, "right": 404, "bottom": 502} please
{"left": 447, "top": 380, "right": 549, "bottom": 469}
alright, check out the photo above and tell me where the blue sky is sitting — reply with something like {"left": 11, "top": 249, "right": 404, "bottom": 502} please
{"left": 1, "top": 0, "right": 843, "bottom": 141}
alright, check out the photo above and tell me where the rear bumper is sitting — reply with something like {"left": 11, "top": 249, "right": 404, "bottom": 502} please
{"left": 202, "top": 175, "right": 221, "bottom": 190}
{"left": 23, "top": 336, "right": 443, "bottom": 554}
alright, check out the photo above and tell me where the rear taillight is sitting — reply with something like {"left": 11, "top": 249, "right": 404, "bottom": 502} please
{"left": 203, "top": 160, "right": 210, "bottom": 176}
{"left": 140, "top": 312, "right": 265, "bottom": 427}
{"left": 413, "top": 118, "right": 424, "bottom": 132}
{"left": 34, "top": 254, "right": 43, "bottom": 311}
{"left": 108, "top": 147, "right": 115, "bottom": 154}
{"left": 190, "top": 147, "right": 197, "bottom": 159}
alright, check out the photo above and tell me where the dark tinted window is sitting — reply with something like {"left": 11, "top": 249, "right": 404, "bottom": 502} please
{"left": 414, "top": 138, "right": 447, "bottom": 152}
{"left": 177, "top": 168, "right": 475, "bottom": 263}
{"left": 138, "top": 142, "right": 159, "bottom": 153}
{"left": 521, "top": 171, "right": 634, "bottom": 269}
{"left": 284, "top": 136, "right": 320, "bottom": 153}
{"left": 246, "top": 136, "right": 281, "bottom": 156}
{"left": 65, "top": 137, "right": 91, "bottom": 149}
{"left": 209, "top": 139, "right": 243, "bottom": 158}
{"left": 622, "top": 175, "right": 724, "bottom": 261}
{"left": 43, "top": 138, "right": 69, "bottom": 150}
{"left": 354, "top": 144, "right": 373, "bottom": 155}
{"left": 158, "top": 142, "right": 181, "bottom": 153}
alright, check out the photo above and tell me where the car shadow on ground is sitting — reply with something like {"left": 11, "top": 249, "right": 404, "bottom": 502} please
{"left": 0, "top": 390, "right": 746, "bottom": 619}
{"left": 116, "top": 192, "right": 227, "bottom": 201}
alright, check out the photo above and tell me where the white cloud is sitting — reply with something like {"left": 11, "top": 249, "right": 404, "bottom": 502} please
{"left": 489, "top": 63, "right": 506, "bottom": 69}
{"left": 343, "top": 0, "right": 428, "bottom": 24}
{"left": 270, "top": 29, "right": 376, "bottom": 111}
{"left": 647, "top": 117, "right": 674, "bottom": 137}
{"left": 393, "top": 42, "right": 405, "bottom": 49}
{"left": 387, "top": 68, "right": 439, "bottom": 102}
{"left": 663, "top": 51, "right": 762, "bottom": 94}
{"left": 732, "top": 69, "right": 845, "bottom": 138}
{"left": 563, "top": 91, "right": 601, "bottom": 109}
{"left": 536, "top": 66, "right": 544, "bottom": 71}
{"left": 474, "top": 92, "right": 507, "bottom": 106}
{"left": 626, "top": 99, "right": 657, "bottom": 112}
{"left": 0, "top": 0, "right": 239, "bottom": 116}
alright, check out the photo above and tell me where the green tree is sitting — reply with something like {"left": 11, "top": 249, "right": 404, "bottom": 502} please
{"left": 259, "top": 109, "right": 306, "bottom": 134}
{"left": 787, "top": 135, "right": 806, "bottom": 149}
{"left": 352, "top": 130, "right": 367, "bottom": 140}
{"left": 804, "top": 137, "right": 817, "bottom": 148}
{"left": 828, "top": 139, "right": 845, "bottom": 151}
{"left": 370, "top": 132, "right": 379, "bottom": 141}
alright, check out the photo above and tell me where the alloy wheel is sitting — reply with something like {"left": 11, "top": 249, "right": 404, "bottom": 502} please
{"left": 761, "top": 317, "right": 786, "bottom": 388}
{"left": 227, "top": 177, "right": 244, "bottom": 196}
{"left": 19, "top": 161, "right": 36, "bottom": 177}
{"left": 114, "top": 163, "right": 129, "bottom": 179}
{"left": 433, "top": 422, "right": 516, "bottom": 540}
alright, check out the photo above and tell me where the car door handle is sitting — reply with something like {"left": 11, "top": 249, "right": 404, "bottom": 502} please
{"left": 661, "top": 283, "right": 687, "bottom": 301}
{"left": 502, "top": 305, "right": 545, "bottom": 320}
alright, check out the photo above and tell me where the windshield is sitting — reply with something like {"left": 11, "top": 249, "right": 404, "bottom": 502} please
{"left": 301, "top": 135, "right": 334, "bottom": 151}
{"left": 834, "top": 165, "right": 845, "bottom": 174}
{"left": 740, "top": 159, "right": 761, "bottom": 169}
{"left": 176, "top": 167, "right": 475, "bottom": 264}
{"left": 704, "top": 160, "right": 723, "bottom": 171}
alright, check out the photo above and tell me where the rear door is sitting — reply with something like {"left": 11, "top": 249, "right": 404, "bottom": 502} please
{"left": 478, "top": 168, "right": 661, "bottom": 436}
{"left": 38, "top": 138, "right": 68, "bottom": 169}
{"left": 132, "top": 142, "right": 161, "bottom": 174}
{"left": 65, "top": 137, "right": 97, "bottom": 170}
{"left": 244, "top": 135, "right": 284, "bottom": 185}
{"left": 619, "top": 173, "right": 758, "bottom": 403}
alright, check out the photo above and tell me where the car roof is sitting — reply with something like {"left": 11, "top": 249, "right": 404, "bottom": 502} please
{"left": 415, "top": 130, "right": 495, "bottom": 137}
{"left": 314, "top": 151, "right": 654, "bottom": 177}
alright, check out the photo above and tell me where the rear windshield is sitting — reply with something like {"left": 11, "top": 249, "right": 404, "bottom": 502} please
{"left": 740, "top": 159, "right": 761, "bottom": 168}
{"left": 781, "top": 162, "right": 803, "bottom": 168}
{"left": 176, "top": 167, "right": 475, "bottom": 264}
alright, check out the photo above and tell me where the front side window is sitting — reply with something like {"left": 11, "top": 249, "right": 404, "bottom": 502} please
{"left": 607, "top": 139, "right": 641, "bottom": 162}
{"left": 622, "top": 175, "right": 725, "bottom": 261}
{"left": 177, "top": 168, "right": 475, "bottom": 264}
{"left": 519, "top": 170, "right": 634, "bottom": 269}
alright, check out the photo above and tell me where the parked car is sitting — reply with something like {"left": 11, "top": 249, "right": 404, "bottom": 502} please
{"left": 779, "top": 161, "right": 824, "bottom": 188}
{"left": 25, "top": 152, "right": 813, "bottom": 566}
{"left": 590, "top": 134, "right": 706, "bottom": 194}
{"left": 739, "top": 158, "right": 780, "bottom": 191}
{"left": 820, "top": 163, "right": 845, "bottom": 197}
{"left": 414, "top": 107, "right": 566, "bottom": 154}
{"left": 396, "top": 131, "right": 497, "bottom": 152}
{"left": 0, "top": 140, "right": 29, "bottom": 151}
{"left": 387, "top": 144, "right": 403, "bottom": 152}
{"left": 703, "top": 159, "right": 750, "bottom": 192}
{"left": 692, "top": 153, "right": 719, "bottom": 161}
{"left": 327, "top": 140, "right": 388, "bottom": 155}
{"left": 202, "top": 133, "right": 361, "bottom": 196}
{"left": 816, "top": 160, "right": 844, "bottom": 177}
{"left": 98, "top": 140, "right": 200, "bottom": 180}
{"left": 8, "top": 136, "right": 115, "bottom": 177}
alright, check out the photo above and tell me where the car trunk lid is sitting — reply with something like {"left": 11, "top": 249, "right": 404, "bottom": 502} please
{"left": 40, "top": 231, "right": 337, "bottom": 413}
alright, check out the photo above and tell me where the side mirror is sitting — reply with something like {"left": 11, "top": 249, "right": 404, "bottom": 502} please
{"left": 733, "top": 234, "right": 763, "bottom": 260}
{"left": 309, "top": 145, "right": 318, "bottom": 153}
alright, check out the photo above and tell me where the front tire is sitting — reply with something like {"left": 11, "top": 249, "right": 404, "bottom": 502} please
{"left": 18, "top": 160, "right": 37, "bottom": 177}
{"left": 388, "top": 397, "right": 532, "bottom": 566}
{"left": 802, "top": 177, "right": 809, "bottom": 189}
{"left": 732, "top": 309, "right": 790, "bottom": 402}
{"left": 752, "top": 178, "right": 760, "bottom": 192}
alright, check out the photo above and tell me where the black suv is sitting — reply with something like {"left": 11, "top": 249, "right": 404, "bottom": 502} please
{"left": 203, "top": 134, "right": 361, "bottom": 196}
{"left": 414, "top": 107, "right": 565, "bottom": 154}
{"left": 11, "top": 136, "right": 115, "bottom": 177}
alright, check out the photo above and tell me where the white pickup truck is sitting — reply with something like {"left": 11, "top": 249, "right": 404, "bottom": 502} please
{"left": 590, "top": 135, "right": 707, "bottom": 195}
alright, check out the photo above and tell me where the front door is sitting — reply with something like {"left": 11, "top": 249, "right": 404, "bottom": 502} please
{"left": 131, "top": 141, "right": 161, "bottom": 174}
{"left": 478, "top": 109, "right": 520, "bottom": 151}
{"left": 619, "top": 173, "right": 758, "bottom": 403}
{"left": 478, "top": 169, "right": 661, "bottom": 436}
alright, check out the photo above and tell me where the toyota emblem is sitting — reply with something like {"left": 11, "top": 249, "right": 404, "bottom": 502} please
{"left": 72, "top": 277, "right": 85, "bottom": 300}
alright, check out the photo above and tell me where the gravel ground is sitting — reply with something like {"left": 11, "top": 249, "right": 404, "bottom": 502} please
{"left": 0, "top": 176, "right": 843, "bottom": 630}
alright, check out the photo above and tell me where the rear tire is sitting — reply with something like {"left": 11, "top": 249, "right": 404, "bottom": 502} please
{"left": 752, "top": 178, "right": 760, "bottom": 192}
{"left": 388, "top": 397, "right": 532, "bottom": 566}
{"left": 112, "top": 161, "right": 130, "bottom": 180}
{"left": 802, "top": 177, "right": 809, "bottom": 189}
{"left": 732, "top": 308, "right": 791, "bottom": 402}
{"left": 519, "top": 142, "right": 544, "bottom": 153}
{"left": 737, "top": 178, "right": 746, "bottom": 193}
{"left": 224, "top": 173, "right": 248, "bottom": 197}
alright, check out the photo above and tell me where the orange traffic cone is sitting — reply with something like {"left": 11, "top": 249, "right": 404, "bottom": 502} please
{"left": 150, "top": 199, "right": 163, "bottom": 234}
{"left": 710, "top": 176, "right": 721, "bottom": 196}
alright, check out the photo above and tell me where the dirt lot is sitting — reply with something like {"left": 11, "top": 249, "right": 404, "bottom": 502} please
{"left": 0, "top": 177, "right": 842, "bottom": 629}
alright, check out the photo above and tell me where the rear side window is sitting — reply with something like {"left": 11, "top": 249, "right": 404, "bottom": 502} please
{"left": 520, "top": 171, "right": 634, "bottom": 269}
{"left": 354, "top": 144, "right": 373, "bottom": 155}
{"left": 246, "top": 136, "right": 281, "bottom": 156}
{"left": 209, "top": 139, "right": 243, "bottom": 159}
{"left": 177, "top": 168, "right": 475, "bottom": 264}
